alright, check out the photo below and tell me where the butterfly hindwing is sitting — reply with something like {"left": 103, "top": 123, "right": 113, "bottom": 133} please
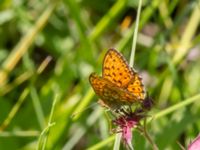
{"left": 127, "top": 70, "right": 145, "bottom": 100}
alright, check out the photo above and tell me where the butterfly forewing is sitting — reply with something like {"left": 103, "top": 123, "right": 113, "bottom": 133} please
{"left": 103, "top": 49, "right": 133, "bottom": 87}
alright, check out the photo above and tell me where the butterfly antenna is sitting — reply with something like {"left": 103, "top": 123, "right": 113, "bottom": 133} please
{"left": 71, "top": 103, "right": 98, "bottom": 118}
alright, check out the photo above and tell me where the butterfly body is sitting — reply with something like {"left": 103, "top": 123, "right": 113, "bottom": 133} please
{"left": 89, "top": 48, "right": 145, "bottom": 110}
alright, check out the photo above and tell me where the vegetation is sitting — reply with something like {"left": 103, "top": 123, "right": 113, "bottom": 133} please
{"left": 0, "top": 0, "right": 200, "bottom": 149}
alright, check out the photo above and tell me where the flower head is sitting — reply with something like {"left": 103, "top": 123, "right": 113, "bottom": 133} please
{"left": 113, "top": 109, "right": 144, "bottom": 149}
{"left": 188, "top": 134, "right": 200, "bottom": 150}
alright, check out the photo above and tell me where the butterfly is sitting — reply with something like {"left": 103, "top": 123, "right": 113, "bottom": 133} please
{"left": 89, "top": 48, "right": 146, "bottom": 110}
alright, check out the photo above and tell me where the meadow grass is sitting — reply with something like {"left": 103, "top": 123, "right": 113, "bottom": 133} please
{"left": 0, "top": 0, "right": 200, "bottom": 149}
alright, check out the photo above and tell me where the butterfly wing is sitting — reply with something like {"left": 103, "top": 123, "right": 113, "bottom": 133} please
{"left": 89, "top": 73, "right": 109, "bottom": 100}
{"left": 127, "top": 69, "right": 146, "bottom": 100}
{"left": 89, "top": 73, "right": 138, "bottom": 109}
{"left": 89, "top": 73, "right": 122, "bottom": 109}
{"left": 102, "top": 48, "right": 133, "bottom": 87}
{"left": 90, "top": 48, "right": 146, "bottom": 110}
{"left": 103, "top": 48, "right": 146, "bottom": 101}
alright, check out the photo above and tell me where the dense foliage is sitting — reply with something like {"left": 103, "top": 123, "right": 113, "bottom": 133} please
{"left": 0, "top": 0, "right": 200, "bottom": 149}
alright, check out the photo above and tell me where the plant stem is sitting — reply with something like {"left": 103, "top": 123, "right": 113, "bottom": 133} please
{"left": 142, "top": 120, "right": 159, "bottom": 150}
{"left": 129, "top": 0, "right": 143, "bottom": 67}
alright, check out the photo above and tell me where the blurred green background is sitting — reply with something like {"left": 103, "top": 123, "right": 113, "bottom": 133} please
{"left": 0, "top": 0, "right": 200, "bottom": 149}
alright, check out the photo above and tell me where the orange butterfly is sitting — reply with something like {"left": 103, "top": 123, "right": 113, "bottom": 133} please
{"left": 89, "top": 48, "right": 146, "bottom": 110}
